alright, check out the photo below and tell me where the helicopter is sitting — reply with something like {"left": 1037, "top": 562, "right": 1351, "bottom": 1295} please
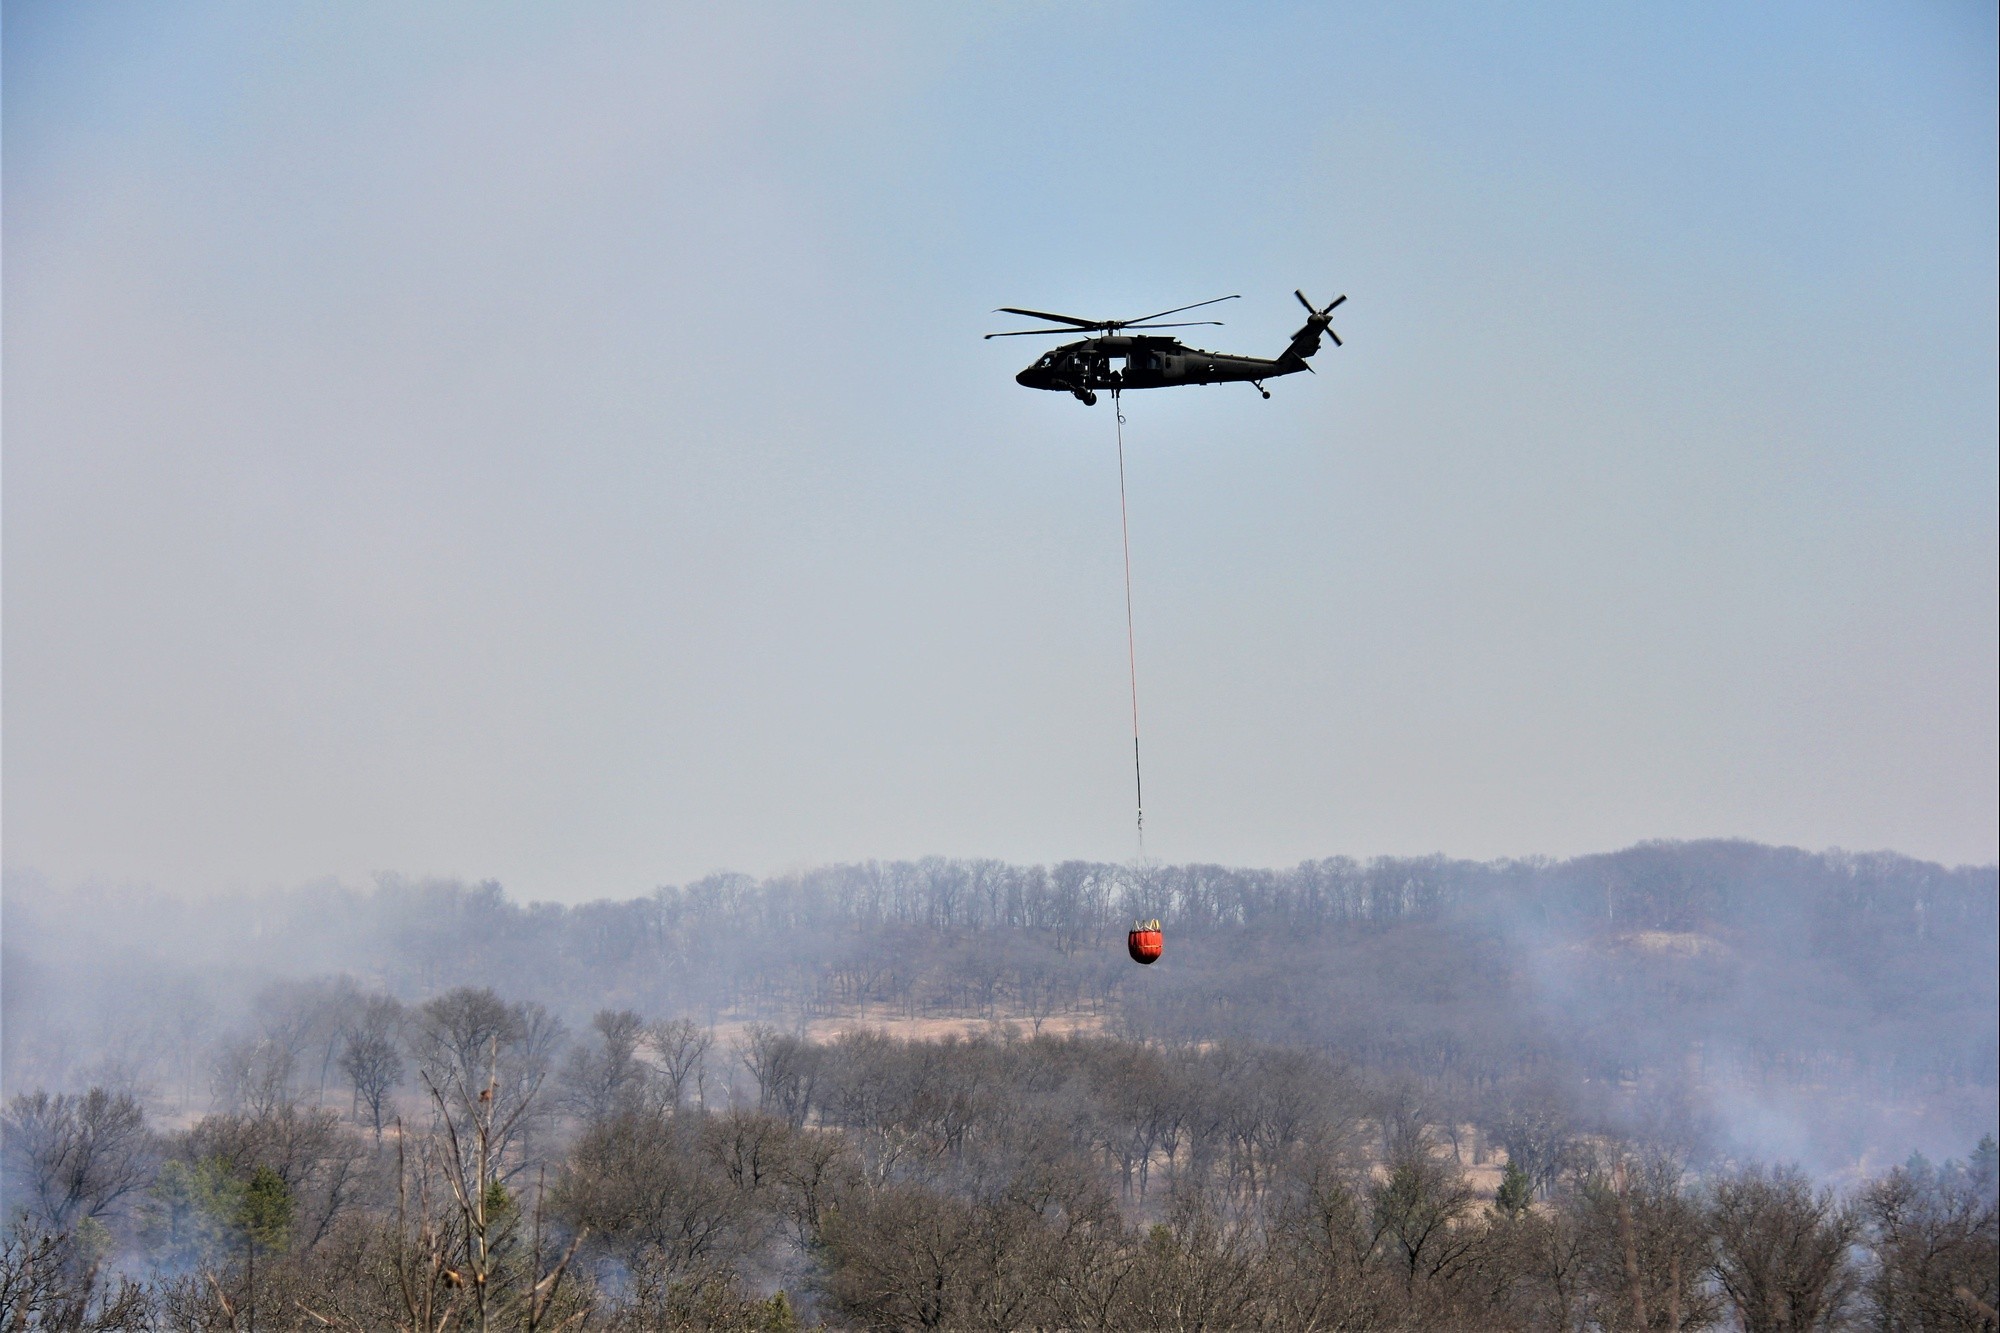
{"left": 986, "top": 290, "right": 1344, "bottom": 404}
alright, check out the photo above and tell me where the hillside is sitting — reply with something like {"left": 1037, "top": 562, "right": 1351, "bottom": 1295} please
{"left": 5, "top": 840, "right": 1993, "bottom": 1174}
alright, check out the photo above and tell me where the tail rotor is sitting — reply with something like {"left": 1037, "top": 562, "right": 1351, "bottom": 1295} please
{"left": 1295, "top": 289, "right": 1346, "bottom": 347}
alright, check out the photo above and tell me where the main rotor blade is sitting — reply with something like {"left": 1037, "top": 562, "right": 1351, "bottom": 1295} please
{"left": 983, "top": 319, "right": 1225, "bottom": 339}
{"left": 1325, "top": 294, "right": 1347, "bottom": 312}
{"left": 1296, "top": 289, "right": 1316, "bottom": 313}
{"left": 1327, "top": 330, "right": 1342, "bottom": 346}
{"left": 984, "top": 327, "right": 1097, "bottom": 339}
{"left": 993, "top": 307, "right": 1104, "bottom": 328}
{"left": 1126, "top": 294, "right": 1239, "bottom": 325}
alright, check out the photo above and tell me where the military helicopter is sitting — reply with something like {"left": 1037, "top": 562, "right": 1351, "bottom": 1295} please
{"left": 986, "top": 290, "right": 1344, "bottom": 404}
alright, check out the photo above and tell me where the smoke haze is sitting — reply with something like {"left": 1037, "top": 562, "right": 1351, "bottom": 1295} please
{"left": 6, "top": 841, "right": 1992, "bottom": 1179}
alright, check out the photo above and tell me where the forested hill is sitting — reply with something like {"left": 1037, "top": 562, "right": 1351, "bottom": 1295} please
{"left": 5, "top": 840, "right": 1995, "bottom": 1169}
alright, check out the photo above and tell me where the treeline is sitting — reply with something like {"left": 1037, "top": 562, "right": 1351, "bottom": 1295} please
{"left": 4, "top": 991, "right": 1996, "bottom": 1330}
{"left": 8, "top": 841, "right": 1994, "bottom": 1162}
{"left": 14, "top": 841, "right": 1993, "bottom": 999}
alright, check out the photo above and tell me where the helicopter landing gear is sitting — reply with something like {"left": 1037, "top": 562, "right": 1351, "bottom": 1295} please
{"left": 1252, "top": 380, "right": 1271, "bottom": 399}
{"left": 1073, "top": 388, "right": 1099, "bottom": 406}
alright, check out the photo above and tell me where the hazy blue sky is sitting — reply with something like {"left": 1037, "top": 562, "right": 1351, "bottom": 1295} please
{"left": 5, "top": 2, "right": 1995, "bottom": 900}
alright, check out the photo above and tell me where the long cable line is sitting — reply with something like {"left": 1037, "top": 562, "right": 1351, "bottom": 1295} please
{"left": 1113, "top": 391, "right": 1145, "bottom": 861}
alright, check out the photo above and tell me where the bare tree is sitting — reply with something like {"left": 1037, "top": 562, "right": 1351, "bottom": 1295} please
{"left": 1369, "top": 1131, "right": 1480, "bottom": 1293}
{"left": 420, "top": 1040, "right": 586, "bottom": 1333}
{"left": 211, "top": 1034, "right": 301, "bottom": 1116}
{"left": 1858, "top": 1141, "right": 2000, "bottom": 1330}
{"left": 0, "top": 1219, "right": 152, "bottom": 1331}
{"left": 645, "top": 1018, "right": 712, "bottom": 1113}
{"left": 1569, "top": 1151, "right": 1718, "bottom": 1333}
{"left": 179, "top": 1102, "right": 370, "bottom": 1255}
{"left": 816, "top": 1184, "right": 984, "bottom": 1328}
{"left": 1490, "top": 1084, "right": 1579, "bottom": 1202}
{"left": 256, "top": 976, "right": 366, "bottom": 1107}
{"left": 381, "top": 1127, "right": 472, "bottom": 1333}
{"left": 1, "top": 1089, "right": 152, "bottom": 1229}
{"left": 774, "top": 1126, "right": 859, "bottom": 1252}
{"left": 558, "top": 1009, "right": 647, "bottom": 1125}
{"left": 553, "top": 1108, "right": 753, "bottom": 1281}
{"left": 408, "top": 988, "right": 523, "bottom": 1091}
{"left": 1708, "top": 1163, "right": 1859, "bottom": 1332}
{"left": 1123, "top": 1191, "right": 1270, "bottom": 1331}
{"left": 160, "top": 980, "right": 218, "bottom": 1116}
{"left": 338, "top": 995, "right": 405, "bottom": 1142}
{"left": 407, "top": 988, "right": 564, "bottom": 1177}
{"left": 734, "top": 1027, "right": 820, "bottom": 1128}
{"left": 1505, "top": 1202, "right": 1591, "bottom": 1333}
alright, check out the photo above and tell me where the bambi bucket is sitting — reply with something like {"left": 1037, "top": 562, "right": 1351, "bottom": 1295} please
{"left": 1127, "top": 919, "right": 1163, "bottom": 965}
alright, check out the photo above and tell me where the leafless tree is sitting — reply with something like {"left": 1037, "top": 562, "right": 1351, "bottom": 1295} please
{"left": 1262, "top": 1148, "right": 1407, "bottom": 1331}
{"left": 552, "top": 1108, "right": 752, "bottom": 1283}
{"left": 1570, "top": 1151, "right": 1718, "bottom": 1333}
{"left": 773, "top": 1126, "right": 858, "bottom": 1251}
{"left": 1500, "top": 1201, "right": 1592, "bottom": 1333}
{"left": 644, "top": 1017, "right": 712, "bottom": 1112}
{"left": 1491, "top": 1084, "right": 1580, "bottom": 1202}
{"left": 0, "top": 1219, "right": 152, "bottom": 1331}
{"left": 1018, "top": 964, "right": 1063, "bottom": 1038}
{"left": 1, "top": 1089, "right": 152, "bottom": 1229}
{"left": 212, "top": 1033, "right": 302, "bottom": 1116}
{"left": 1369, "top": 1131, "right": 1481, "bottom": 1294}
{"left": 159, "top": 979, "right": 218, "bottom": 1116}
{"left": 1123, "top": 1190, "right": 1270, "bottom": 1331}
{"left": 558, "top": 1009, "right": 647, "bottom": 1125}
{"left": 178, "top": 1102, "right": 371, "bottom": 1254}
{"left": 1858, "top": 1141, "right": 1999, "bottom": 1330}
{"left": 338, "top": 994, "right": 405, "bottom": 1142}
{"left": 407, "top": 987, "right": 564, "bottom": 1178}
{"left": 816, "top": 1183, "right": 985, "bottom": 1328}
{"left": 257, "top": 976, "right": 366, "bottom": 1106}
{"left": 420, "top": 1040, "right": 586, "bottom": 1333}
{"left": 407, "top": 988, "right": 522, "bottom": 1091}
{"left": 734, "top": 1026, "right": 820, "bottom": 1128}
{"left": 1707, "top": 1163, "right": 1859, "bottom": 1332}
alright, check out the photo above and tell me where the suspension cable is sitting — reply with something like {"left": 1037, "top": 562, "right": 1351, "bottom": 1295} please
{"left": 1113, "top": 391, "right": 1145, "bottom": 860}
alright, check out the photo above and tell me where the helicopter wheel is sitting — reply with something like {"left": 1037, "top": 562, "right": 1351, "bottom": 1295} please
{"left": 1076, "top": 390, "right": 1098, "bottom": 406}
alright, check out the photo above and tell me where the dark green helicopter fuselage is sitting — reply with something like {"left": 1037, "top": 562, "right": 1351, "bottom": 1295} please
{"left": 1014, "top": 313, "right": 1334, "bottom": 405}
{"left": 999, "top": 290, "right": 1344, "bottom": 404}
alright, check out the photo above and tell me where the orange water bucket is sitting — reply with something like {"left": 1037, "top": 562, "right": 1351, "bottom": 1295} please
{"left": 1127, "top": 919, "right": 1163, "bottom": 965}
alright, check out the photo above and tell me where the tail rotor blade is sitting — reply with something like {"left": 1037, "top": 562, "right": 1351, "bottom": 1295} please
{"left": 1296, "top": 289, "right": 1316, "bottom": 314}
{"left": 1327, "top": 329, "right": 1342, "bottom": 347}
{"left": 1324, "top": 294, "right": 1346, "bottom": 313}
